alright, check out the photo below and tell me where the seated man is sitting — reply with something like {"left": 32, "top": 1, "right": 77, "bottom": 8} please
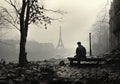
{"left": 74, "top": 42, "right": 86, "bottom": 59}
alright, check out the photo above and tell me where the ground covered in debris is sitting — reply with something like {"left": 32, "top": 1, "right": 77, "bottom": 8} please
{"left": 0, "top": 57, "right": 120, "bottom": 84}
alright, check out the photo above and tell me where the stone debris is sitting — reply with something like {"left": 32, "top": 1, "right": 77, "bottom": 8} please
{"left": 0, "top": 58, "right": 120, "bottom": 84}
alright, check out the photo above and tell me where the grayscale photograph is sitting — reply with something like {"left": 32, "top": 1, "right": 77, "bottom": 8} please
{"left": 0, "top": 0, "right": 120, "bottom": 84}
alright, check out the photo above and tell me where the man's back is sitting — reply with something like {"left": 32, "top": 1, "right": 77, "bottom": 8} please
{"left": 76, "top": 45, "right": 86, "bottom": 59}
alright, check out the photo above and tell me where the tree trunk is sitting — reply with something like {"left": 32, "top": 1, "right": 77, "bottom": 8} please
{"left": 19, "top": 18, "right": 28, "bottom": 66}
{"left": 19, "top": 32, "right": 28, "bottom": 66}
{"left": 19, "top": 0, "right": 28, "bottom": 66}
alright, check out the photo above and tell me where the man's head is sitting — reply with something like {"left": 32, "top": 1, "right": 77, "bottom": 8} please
{"left": 77, "top": 42, "right": 81, "bottom": 46}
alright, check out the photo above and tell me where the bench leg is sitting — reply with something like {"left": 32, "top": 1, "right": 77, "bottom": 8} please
{"left": 78, "top": 61, "right": 80, "bottom": 64}
{"left": 70, "top": 61, "right": 73, "bottom": 65}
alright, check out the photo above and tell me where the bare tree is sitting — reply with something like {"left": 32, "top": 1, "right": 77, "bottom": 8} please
{"left": 90, "top": 0, "right": 110, "bottom": 56}
{"left": 1, "top": 0, "right": 57, "bottom": 66}
{"left": 0, "top": 8, "right": 10, "bottom": 40}
{"left": 91, "top": 19, "right": 109, "bottom": 56}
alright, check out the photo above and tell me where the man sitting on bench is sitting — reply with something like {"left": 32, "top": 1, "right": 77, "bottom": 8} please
{"left": 74, "top": 42, "right": 86, "bottom": 59}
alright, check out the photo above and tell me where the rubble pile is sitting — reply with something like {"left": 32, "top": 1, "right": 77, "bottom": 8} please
{"left": 0, "top": 59, "right": 120, "bottom": 84}
{"left": 104, "top": 50, "right": 120, "bottom": 70}
{"left": 55, "top": 65, "right": 120, "bottom": 84}
{"left": 0, "top": 60, "right": 57, "bottom": 84}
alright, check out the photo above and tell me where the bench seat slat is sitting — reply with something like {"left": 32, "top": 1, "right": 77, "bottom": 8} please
{"left": 67, "top": 57, "right": 106, "bottom": 66}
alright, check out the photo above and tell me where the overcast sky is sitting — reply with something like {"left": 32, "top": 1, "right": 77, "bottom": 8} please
{"left": 0, "top": 0, "right": 112, "bottom": 51}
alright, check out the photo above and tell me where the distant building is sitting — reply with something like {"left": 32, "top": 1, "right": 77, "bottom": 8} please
{"left": 109, "top": 0, "right": 120, "bottom": 51}
{"left": 0, "top": 40, "right": 56, "bottom": 62}
{"left": 26, "top": 41, "right": 56, "bottom": 60}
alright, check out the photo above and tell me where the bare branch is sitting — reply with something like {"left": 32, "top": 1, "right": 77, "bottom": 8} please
{"left": 44, "top": 9, "right": 68, "bottom": 15}
{"left": 100, "top": 0, "right": 109, "bottom": 24}
{"left": 3, "top": 17, "right": 20, "bottom": 31}
{"left": 4, "top": 0, "right": 20, "bottom": 15}
{"left": 0, "top": 13, "right": 7, "bottom": 26}
{"left": 49, "top": 17, "right": 63, "bottom": 22}
{"left": 4, "top": 0, "right": 11, "bottom": 4}
{"left": 0, "top": 6, "right": 20, "bottom": 31}
{"left": 0, "top": 6, "right": 16, "bottom": 23}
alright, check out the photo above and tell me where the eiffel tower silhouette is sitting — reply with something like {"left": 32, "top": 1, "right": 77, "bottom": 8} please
{"left": 56, "top": 26, "right": 64, "bottom": 49}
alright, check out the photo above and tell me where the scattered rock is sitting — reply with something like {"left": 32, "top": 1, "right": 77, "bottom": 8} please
{"left": 59, "top": 61, "right": 66, "bottom": 66}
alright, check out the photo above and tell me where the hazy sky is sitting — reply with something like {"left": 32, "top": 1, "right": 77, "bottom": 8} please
{"left": 0, "top": 0, "right": 112, "bottom": 51}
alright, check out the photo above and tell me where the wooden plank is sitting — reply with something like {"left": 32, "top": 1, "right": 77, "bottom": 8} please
{"left": 67, "top": 57, "right": 106, "bottom": 67}
{"left": 68, "top": 57, "right": 106, "bottom": 61}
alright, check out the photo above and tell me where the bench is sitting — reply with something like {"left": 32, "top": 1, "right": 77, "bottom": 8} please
{"left": 67, "top": 57, "right": 106, "bottom": 67}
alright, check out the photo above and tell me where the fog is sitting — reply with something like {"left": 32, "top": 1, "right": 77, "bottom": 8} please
{"left": 0, "top": 0, "right": 112, "bottom": 61}
{"left": 0, "top": 0, "right": 111, "bottom": 49}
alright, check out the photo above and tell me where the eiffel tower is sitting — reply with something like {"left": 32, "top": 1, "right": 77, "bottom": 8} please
{"left": 56, "top": 26, "right": 64, "bottom": 49}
